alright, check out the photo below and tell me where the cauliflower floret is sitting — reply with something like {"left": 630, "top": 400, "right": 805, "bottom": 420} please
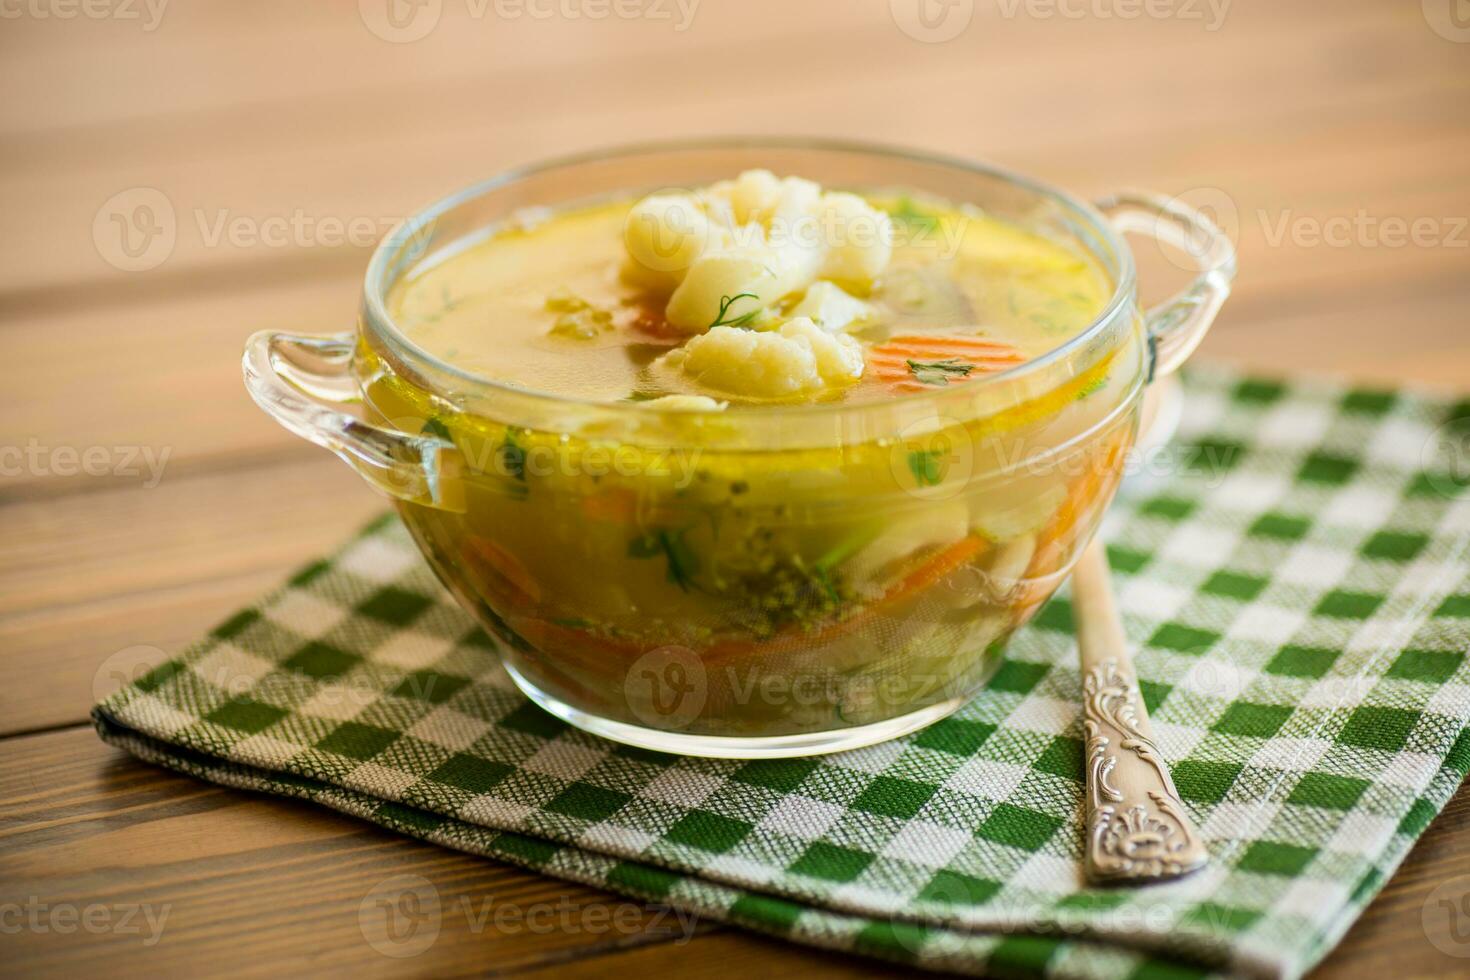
{"left": 716, "top": 169, "right": 783, "bottom": 225}
{"left": 786, "top": 317, "right": 866, "bottom": 383}
{"left": 638, "top": 394, "right": 727, "bottom": 412}
{"left": 711, "top": 170, "right": 821, "bottom": 228}
{"left": 818, "top": 191, "right": 893, "bottom": 283}
{"left": 665, "top": 245, "right": 815, "bottom": 333}
{"left": 669, "top": 316, "right": 864, "bottom": 400}
{"left": 622, "top": 192, "right": 732, "bottom": 292}
{"left": 787, "top": 281, "right": 872, "bottom": 332}
{"left": 624, "top": 171, "right": 894, "bottom": 333}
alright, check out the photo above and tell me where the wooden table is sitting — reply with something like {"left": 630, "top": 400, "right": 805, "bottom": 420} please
{"left": 3, "top": 1, "right": 1468, "bottom": 975}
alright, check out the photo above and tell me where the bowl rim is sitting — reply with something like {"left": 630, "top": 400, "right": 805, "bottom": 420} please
{"left": 360, "top": 136, "right": 1140, "bottom": 422}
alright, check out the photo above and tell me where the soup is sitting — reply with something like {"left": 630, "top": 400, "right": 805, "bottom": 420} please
{"left": 356, "top": 171, "right": 1145, "bottom": 743}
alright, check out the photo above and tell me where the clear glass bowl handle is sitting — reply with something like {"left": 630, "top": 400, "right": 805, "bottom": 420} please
{"left": 1094, "top": 192, "right": 1237, "bottom": 380}
{"left": 242, "top": 329, "right": 464, "bottom": 511}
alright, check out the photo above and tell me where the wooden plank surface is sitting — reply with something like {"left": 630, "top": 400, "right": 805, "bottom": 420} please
{"left": 2, "top": 1, "right": 1468, "bottom": 976}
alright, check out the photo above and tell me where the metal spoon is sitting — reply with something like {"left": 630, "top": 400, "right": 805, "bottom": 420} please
{"left": 1074, "top": 383, "right": 1208, "bottom": 884}
{"left": 1074, "top": 543, "right": 1208, "bottom": 883}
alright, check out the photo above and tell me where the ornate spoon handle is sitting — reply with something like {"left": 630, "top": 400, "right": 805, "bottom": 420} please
{"left": 1072, "top": 541, "right": 1208, "bottom": 884}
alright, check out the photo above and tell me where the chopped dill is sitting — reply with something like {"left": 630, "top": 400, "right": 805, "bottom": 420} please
{"left": 708, "top": 292, "right": 762, "bottom": 329}
{"left": 628, "top": 529, "right": 700, "bottom": 592}
{"left": 497, "top": 427, "right": 527, "bottom": 482}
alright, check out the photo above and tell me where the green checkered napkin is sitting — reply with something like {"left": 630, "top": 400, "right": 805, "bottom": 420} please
{"left": 94, "top": 365, "right": 1470, "bottom": 979}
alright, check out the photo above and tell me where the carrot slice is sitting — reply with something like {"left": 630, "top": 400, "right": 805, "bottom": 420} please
{"left": 1022, "top": 425, "right": 1131, "bottom": 605}
{"left": 463, "top": 538, "right": 543, "bottom": 605}
{"left": 581, "top": 487, "right": 638, "bottom": 525}
{"left": 880, "top": 533, "right": 989, "bottom": 608}
{"left": 868, "top": 335, "right": 1027, "bottom": 393}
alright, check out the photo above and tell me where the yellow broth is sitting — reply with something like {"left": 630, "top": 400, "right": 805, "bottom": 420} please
{"left": 389, "top": 195, "right": 1111, "bottom": 405}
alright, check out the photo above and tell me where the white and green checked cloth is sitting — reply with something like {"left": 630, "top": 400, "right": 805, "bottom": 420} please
{"left": 94, "top": 366, "right": 1470, "bottom": 979}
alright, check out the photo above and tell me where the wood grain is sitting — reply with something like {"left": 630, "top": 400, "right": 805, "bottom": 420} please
{"left": 3, "top": 0, "right": 1467, "bottom": 975}
{"left": 0, "top": 729, "right": 722, "bottom": 977}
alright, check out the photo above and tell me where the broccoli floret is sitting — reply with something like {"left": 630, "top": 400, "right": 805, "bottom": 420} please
{"left": 718, "top": 528, "right": 855, "bottom": 637}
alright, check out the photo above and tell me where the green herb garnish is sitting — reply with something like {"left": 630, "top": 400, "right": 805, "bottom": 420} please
{"left": 906, "top": 358, "right": 975, "bottom": 387}
{"left": 497, "top": 427, "right": 527, "bottom": 482}
{"left": 420, "top": 417, "right": 454, "bottom": 441}
{"left": 886, "top": 196, "right": 939, "bottom": 232}
{"left": 419, "top": 286, "right": 461, "bottom": 324}
{"left": 907, "top": 449, "right": 946, "bottom": 487}
{"left": 814, "top": 523, "right": 880, "bottom": 572}
{"left": 628, "top": 529, "right": 700, "bottom": 593}
{"left": 1077, "top": 374, "right": 1109, "bottom": 400}
{"left": 731, "top": 555, "right": 851, "bottom": 636}
{"left": 708, "top": 292, "right": 762, "bottom": 329}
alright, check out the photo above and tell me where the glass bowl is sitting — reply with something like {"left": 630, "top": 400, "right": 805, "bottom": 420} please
{"left": 244, "top": 138, "right": 1235, "bottom": 758}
